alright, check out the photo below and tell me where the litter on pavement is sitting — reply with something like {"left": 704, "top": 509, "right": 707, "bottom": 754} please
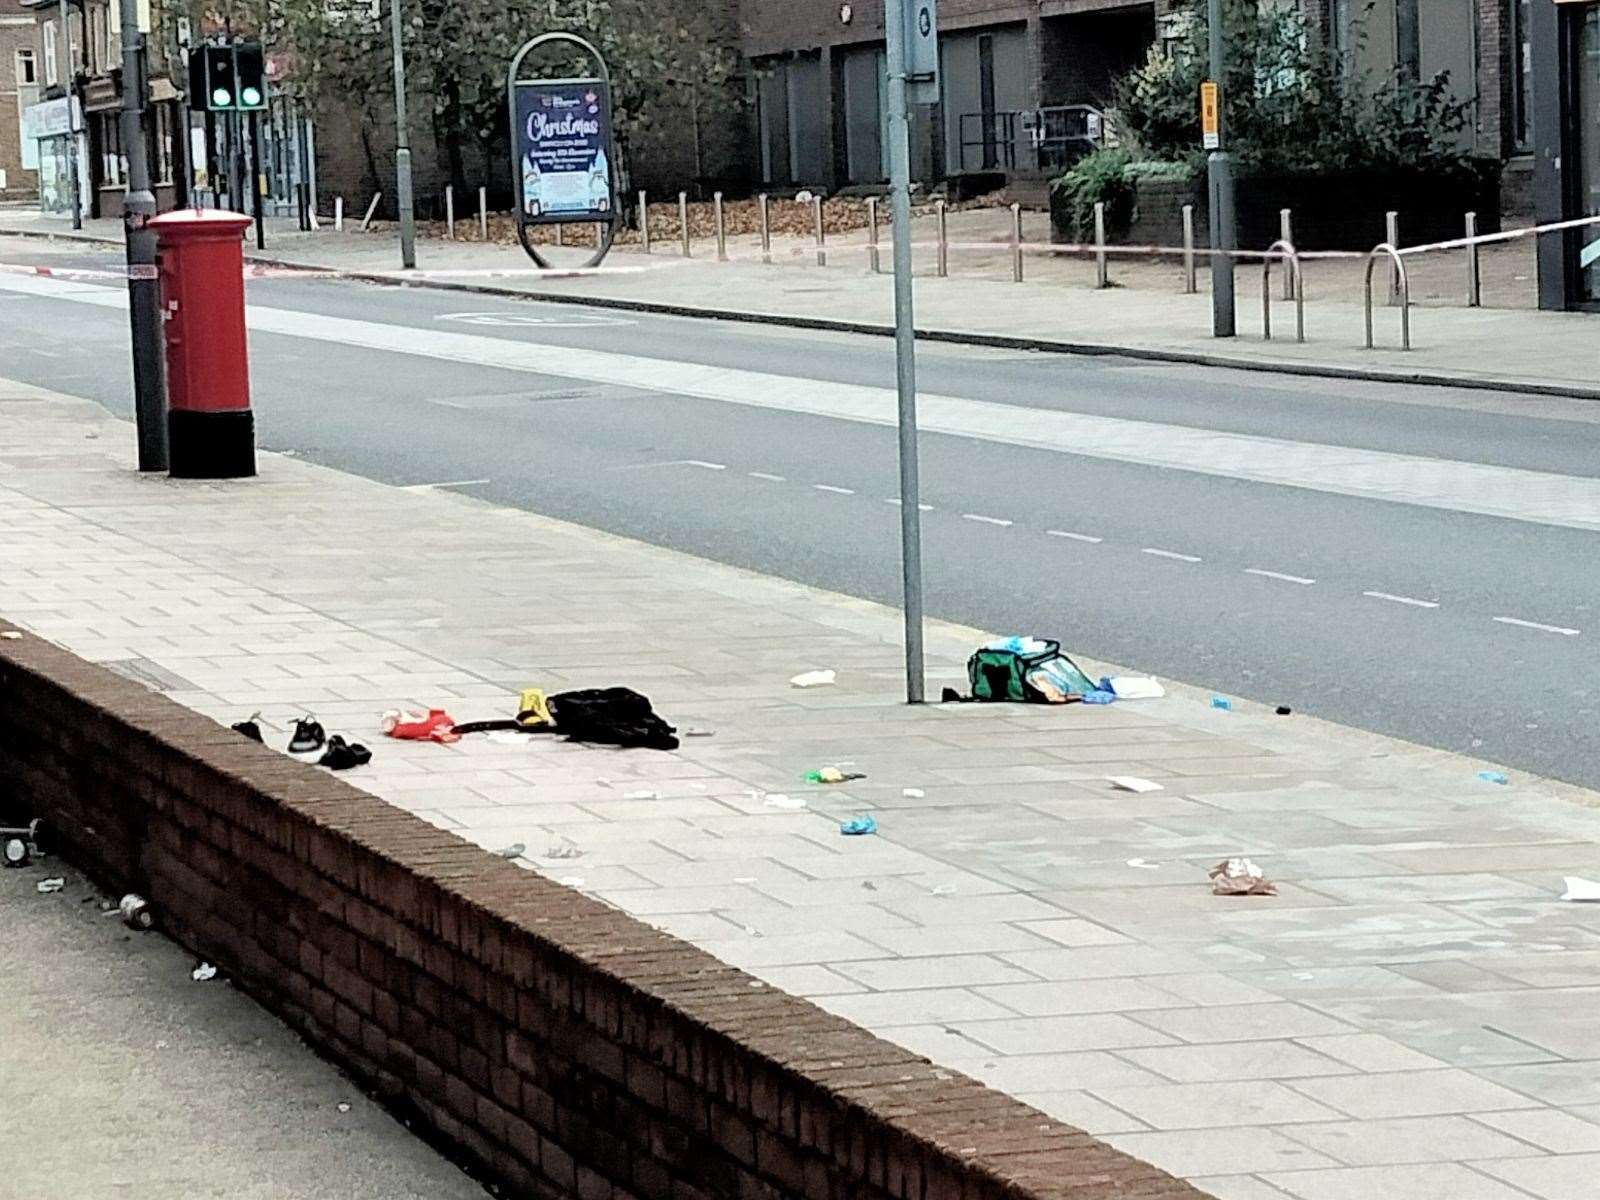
{"left": 840, "top": 815, "right": 878, "bottom": 836}
{"left": 487, "top": 730, "right": 534, "bottom": 745}
{"left": 191, "top": 963, "right": 219, "bottom": 982}
{"left": 1560, "top": 877, "right": 1600, "bottom": 902}
{"left": 230, "top": 713, "right": 265, "bottom": 742}
{"left": 1276, "top": 706, "right": 1294, "bottom": 716}
{"left": 1478, "top": 771, "right": 1510, "bottom": 785}
{"left": 790, "top": 670, "right": 837, "bottom": 689}
{"left": 119, "top": 894, "right": 154, "bottom": 930}
{"left": 1108, "top": 776, "right": 1164, "bottom": 794}
{"left": 382, "top": 708, "right": 460, "bottom": 743}
{"left": 764, "top": 793, "right": 807, "bottom": 810}
{"left": 805, "top": 767, "right": 867, "bottom": 784}
{"left": 35, "top": 877, "right": 65, "bottom": 893}
{"left": 1105, "top": 676, "right": 1166, "bottom": 700}
{"left": 494, "top": 843, "right": 527, "bottom": 860}
{"left": 1210, "top": 858, "right": 1278, "bottom": 897}
{"left": 624, "top": 790, "right": 660, "bottom": 800}
{"left": 1081, "top": 689, "right": 1117, "bottom": 705}
{"left": 0, "top": 630, "right": 21, "bottom": 640}
{"left": 1211, "top": 696, "right": 1234, "bottom": 711}
{"left": 965, "top": 637, "right": 1099, "bottom": 704}
{"left": 1127, "top": 858, "right": 1162, "bottom": 870}
{"left": 288, "top": 717, "right": 328, "bottom": 754}
{"left": 902, "top": 788, "right": 926, "bottom": 799}
{"left": 317, "top": 736, "right": 372, "bottom": 771}
{"left": 549, "top": 688, "right": 679, "bottom": 751}
{"left": 544, "top": 841, "right": 583, "bottom": 860}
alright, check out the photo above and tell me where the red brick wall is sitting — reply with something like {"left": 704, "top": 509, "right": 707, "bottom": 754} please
{"left": 0, "top": 621, "right": 1207, "bottom": 1200}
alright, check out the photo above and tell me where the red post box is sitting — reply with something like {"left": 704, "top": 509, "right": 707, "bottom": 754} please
{"left": 150, "top": 209, "right": 256, "bottom": 479}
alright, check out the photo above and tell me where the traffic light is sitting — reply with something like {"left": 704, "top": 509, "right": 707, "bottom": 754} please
{"left": 188, "top": 42, "right": 267, "bottom": 112}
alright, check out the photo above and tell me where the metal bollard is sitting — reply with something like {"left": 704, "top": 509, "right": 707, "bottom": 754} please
{"left": 1465, "top": 211, "right": 1481, "bottom": 307}
{"left": 714, "top": 192, "right": 727, "bottom": 261}
{"left": 478, "top": 187, "right": 488, "bottom": 240}
{"left": 1094, "top": 201, "right": 1109, "bottom": 289}
{"left": 1182, "top": 204, "right": 1196, "bottom": 293}
{"left": 759, "top": 194, "right": 771, "bottom": 263}
{"left": 445, "top": 185, "right": 455, "bottom": 239}
{"left": 1386, "top": 210, "right": 1400, "bottom": 304}
{"left": 867, "top": 197, "right": 881, "bottom": 274}
{"left": 556, "top": 222, "right": 565, "bottom": 247}
{"left": 594, "top": 222, "right": 604, "bottom": 249}
{"left": 335, "top": 196, "right": 344, "bottom": 233}
{"left": 813, "top": 195, "right": 826, "bottom": 267}
{"left": 1280, "top": 208, "right": 1294, "bottom": 300}
{"left": 936, "top": 199, "right": 949, "bottom": 278}
{"left": 1011, "top": 202, "right": 1024, "bottom": 283}
{"left": 679, "top": 191, "right": 691, "bottom": 258}
{"left": 639, "top": 190, "right": 651, "bottom": 253}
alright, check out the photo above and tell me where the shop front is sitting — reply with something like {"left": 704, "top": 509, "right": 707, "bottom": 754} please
{"left": 19, "top": 95, "right": 89, "bottom": 219}
{"left": 1535, "top": 0, "right": 1600, "bottom": 309}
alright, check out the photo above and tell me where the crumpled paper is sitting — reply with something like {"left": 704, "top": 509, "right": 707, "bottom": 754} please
{"left": 1210, "top": 858, "right": 1278, "bottom": 897}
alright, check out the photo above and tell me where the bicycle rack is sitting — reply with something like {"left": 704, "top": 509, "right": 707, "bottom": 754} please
{"left": 1363, "top": 243, "right": 1411, "bottom": 351}
{"left": 1261, "top": 239, "right": 1305, "bottom": 343}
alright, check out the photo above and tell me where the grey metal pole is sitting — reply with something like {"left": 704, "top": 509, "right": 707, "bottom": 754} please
{"left": 118, "top": 0, "right": 165, "bottom": 472}
{"left": 1206, "top": 0, "right": 1236, "bottom": 336}
{"left": 713, "top": 191, "right": 727, "bottom": 261}
{"left": 813, "top": 194, "right": 826, "bottom": 266}
{"left": 1182, "top": 204, "right": 1197, "bottom": 293}
{"left": 1011, "top": 202, "right": 1024, "bottom": 283}
{"left": 1465, "top": 211, "right": 1481, "bottom": 307}
{"left": 1280, "top": 208, "right": 1294, "bottom": 299}
{"left": 867, "top": 196, "right": 880, "bottom": 273}
{"left": 445, "top": 185, "right": 455, "bottom": 238}
{"left": 478, "top": 186, "right": 488, "bottom": 240}
{"left": 758, "top": 193, "right": 770, "bottom": 262}
{"left": 638, "top": 189, "right": 650, "bottom": 253}
{"left": 678, "top": 191, "right": 690, "bottom": 257}
{"left": 388, "top": 0, "right": 416, "bottom": 269}
{"left": 61, "top": 0, "right": 81, "bottom": 230}
{"left": 884, "top": 0, "right": 925, "bottom": 705}
{"left": 935, "top": 198, "right": 947, "bottom": 277}
{"left": 248, "top": 110, "right": 265, "bottom": 249}
{"left": 1386, "top": 210, "right": 1400, "bottom": 304}
{"left": 1094, "top": 201, "right": 1108, "bottom": 288}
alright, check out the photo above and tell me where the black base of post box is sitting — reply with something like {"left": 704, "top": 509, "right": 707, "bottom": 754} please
{"left": 168, "top": 409, "right": 257, "bottom": 480}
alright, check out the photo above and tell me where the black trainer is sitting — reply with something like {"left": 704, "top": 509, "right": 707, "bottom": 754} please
{"left": 288, "top": 717, "right": 326, "bottom": 754}
{"left": 318, "top": 736, "right": 371, "bottom": 771}
{"left": 231, "top": 713, "right": 265, "bottom": 743}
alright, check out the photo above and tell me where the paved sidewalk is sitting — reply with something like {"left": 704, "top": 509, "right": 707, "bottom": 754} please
{"left": 4, "top": 379, "right": 1600, "bottom": 1200}
{"left": 0, "top": 861, "right": 489, "bottom": 1199}
{"left": 0, "top": 211, "right": 1589, "bottom": 399}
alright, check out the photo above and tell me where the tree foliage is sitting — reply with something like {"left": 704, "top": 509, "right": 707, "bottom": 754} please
{"left": 194, "top": 0, "right": 739, "bottom": 188}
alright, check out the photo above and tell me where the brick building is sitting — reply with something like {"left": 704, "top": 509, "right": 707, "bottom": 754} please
{"left": 734, "top": 0, "right": 1537, "bottom": 214}
{"left": 1, "top": 0, "right": 37, "bottom": 197}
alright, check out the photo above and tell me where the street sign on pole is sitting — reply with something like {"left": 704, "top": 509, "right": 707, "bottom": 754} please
{"left": 1205, "top": 0, "right": 1236, "bottom": 337}
{"left": 885, "top": 0, "right": 927, "bottom": 705}
{"left": 904, "top": 0, "right": 939, "bottom": 105}
{"left": 118, "top": 0, "right": 166, "bottom": 472}
{"left": 1200, "top": 80, "right": 1220, "bottom": 151}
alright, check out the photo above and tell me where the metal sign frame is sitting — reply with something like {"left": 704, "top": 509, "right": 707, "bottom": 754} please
{"left": 507, "top": 32, "right": 620, "bottom": 269}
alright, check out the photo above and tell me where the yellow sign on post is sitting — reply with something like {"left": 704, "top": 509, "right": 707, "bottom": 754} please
{"left": 1201, "top": 80, "right": 1220, "bottom": 151}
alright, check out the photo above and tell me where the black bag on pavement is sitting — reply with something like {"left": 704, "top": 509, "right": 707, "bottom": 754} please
{"left": 549, "top": 688, "right": 680, "bottom": 751}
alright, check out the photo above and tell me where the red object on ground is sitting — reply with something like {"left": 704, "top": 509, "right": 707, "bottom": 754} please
{"left": 383, "top": 709, "right": 460, "bottom": 743}
{"left": 150, "top": 209, "right": 256, "bottom": 479}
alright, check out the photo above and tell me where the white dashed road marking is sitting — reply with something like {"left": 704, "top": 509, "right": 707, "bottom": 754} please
{"left": 813, "top": 484, "right": 855, "bottom": 495}
{"left": 1048, "top": 530, "right": 1103, "bottom": 544}
{"left": 1364, "top": 591, "right": 1440, "bottom": 609}
{"left": 963, "top": 514, "right": 1014, "bottom": 527}
{"left": 685, "top": 460, "right": 727, "bottom": 470}
{"left": 1245, "top": 568, "right": 1317, "bottom": 585}
{"left": 399, "top": 479, "right": 490, "bottom": 492}
{"left": 1494, "top": 616, "right": 1581, "bottom": 636}
{"left": 1143, "top": 548, "right": 1202, "bottom": 563}
{"left": 748, "top": 472, "right": 786, "bottom": 482}
{"left": 885, "top": 498, "right": 934, "bottom": 511}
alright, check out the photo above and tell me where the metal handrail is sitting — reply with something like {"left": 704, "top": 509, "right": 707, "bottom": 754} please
{"left": 1364, "top": 243, "right": 1410, "bottom": 351}
{"left": 1261, "top": 239, "right": 1304, "bottom": 343}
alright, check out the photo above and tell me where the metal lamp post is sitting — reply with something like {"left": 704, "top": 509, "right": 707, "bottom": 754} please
{"left": 389, "top": 0, "right": 416, "bottom": 269}
{"left": 1206, "top": 0, "right": 1236, "bottom": 337}
{"left": 118, "top": 0, "right": 166, "bottom": 471}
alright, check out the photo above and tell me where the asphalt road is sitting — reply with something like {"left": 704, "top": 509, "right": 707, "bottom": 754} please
{"left": 3, "top": 238, "right": 1597, "bottom": 790}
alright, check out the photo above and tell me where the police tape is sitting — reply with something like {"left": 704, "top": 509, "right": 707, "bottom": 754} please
{"left": 0, "top": 260, "right": 159, "bottom": 282}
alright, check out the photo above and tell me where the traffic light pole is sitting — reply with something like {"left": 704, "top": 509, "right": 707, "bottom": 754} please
{"left": 119, "top": 0, "right": 166, "bottom": 471}
{"left": 248, "top": 110, "right": 265, "bottom": 249}
{"left": 389, "top": 0, "right": 416, "bottom": 270}
{"left": 60, "top": 0, "right": 81, "bottom": 230}
{"left": 1207, "top": 0, "right": 1237, "bottom": 337}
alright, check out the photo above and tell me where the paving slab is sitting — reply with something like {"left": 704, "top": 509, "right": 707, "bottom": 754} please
{"left": 4, "top": 380, "right": 1600, "bottom": 1200}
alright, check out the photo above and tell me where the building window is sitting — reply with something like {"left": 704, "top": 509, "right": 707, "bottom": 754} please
{"left": 98, "top": 111, "right": 125, "bottom": 188}
{"left": 43, "top": 21, "right": 58, "bottom": 86}
{"left": 86, "top": 6, "right": 101, "bottom": 72}
{"left": 152, "top": 103, "right": 174, "bottom": 185}
{"left": 16, "top": 48, "right": 37, "bottom": 86}
{"left": 106, "top": 5, "right": 121, "bottom": 71}
{"left": 1512, "top": 0, "right": 1532, "bottom": 151}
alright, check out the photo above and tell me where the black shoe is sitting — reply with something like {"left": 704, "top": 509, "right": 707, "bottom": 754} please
{"left": 289, "top": 717, "right": 326, "bottom": 754}
{"left": 231, "top": 713, "right": 265, "bottom": 743}
{"left": 318, "top": 736, "right": 372, "bottom": 771}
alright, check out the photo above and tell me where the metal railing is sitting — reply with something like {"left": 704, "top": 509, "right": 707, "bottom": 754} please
{"left": 1364, "top": 244, "right": 1411, "bottom": 351}
{"left": 957, "top": 105, "right": 1107, "bottom": 174}
{"left": 1261, "top": 240, "right": 1305, "bottom": 343}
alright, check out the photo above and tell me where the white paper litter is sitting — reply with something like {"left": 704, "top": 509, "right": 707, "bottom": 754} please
{"left": 337, "top": 1103, "right": 351, "bottom": 1114}
{"left": 558, "top": 876, "right": 586, "bottom": 888}
{"left": 191, "top": 963, "right": 218, "bottom": 982}
{"left": 35, "top": 878, "right": 65, "bottom": 893}
{"left": 1108, "top": 676, "right": 1166, "bottom": 700}
{"left": 1108, "top": 776, "right": 1164, "bottom": 794}
{"left": 1126, "top": 858, "right": 1161, "bottom": 870}
{"left": 494, "top": 843, "right": 526, "bottom": 859}
{"left": 486, "top": 731, "right": 532, "bottom": 745}
{"left": 544, "top": 842, "right": 583, "bottom": 860}
{"left": 764, "top": 794, "right": 807, "bottom": 810}
{"left": 624, "top": 790, "right": 659, "bottom": 800}
{"left": 1560, "top": 877, "right": 1600, "bottom": 902}
{"left": 902, "top": 788, "right": 926, "bottom": 799}
{"left": 0, "top": 631, "right": 21, "bottom": 640}
{"left": 790, "top": 670, "right": 837, "bottom": 689}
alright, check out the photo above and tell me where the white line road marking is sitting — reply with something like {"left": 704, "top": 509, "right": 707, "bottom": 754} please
{"left": 884, "top": 498, "right": 934, "bottom": 510}
{"left": 1364, "top": 591, "right": 1440, "bottom": 609}
{"left": 1245, "top": 568, "right": 1316, "bottom": 585}
{"left": 748, "top": 471, "right": 786, "bottom": 482}
{"left": 1494, "top": 616, "right": 1581, "bottom": 636}
{"left": 1143, "top": 548, "right": 1202, "bottom": 563}
{"left": 962, "top": 514, "right": 1013, "bottom": 527}
{"left": 685, "top": 460, "right": 727, "bottom": 470}
{"left": 1047, "top": 530, "right": 1103, "bottom": 544}
{"left": 399, "top": 479, "right": 490, "bottom": 492}
{"left": 15, "top": 271, "right": 1600, "bottom": 534}
{"left": 813, "top": 484, "right": 855, "bottom": 495}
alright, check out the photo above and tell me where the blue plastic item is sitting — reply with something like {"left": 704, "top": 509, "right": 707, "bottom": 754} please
{"left": 1211, "top": 696, "right": 1233, "bottom": 711}
{"left": 1081, "top": 690, "right": 1117, "bottom": 705}
{"left": 1477, "top": 771, "right": 1509, "bottom": 785}
{"left": 840, "top": 815, "right": 878, "bottom": 836}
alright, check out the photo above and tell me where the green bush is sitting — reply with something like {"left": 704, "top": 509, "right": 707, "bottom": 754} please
{"left": 1051, "top": 152, "right": 1192, "bottom": 241}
